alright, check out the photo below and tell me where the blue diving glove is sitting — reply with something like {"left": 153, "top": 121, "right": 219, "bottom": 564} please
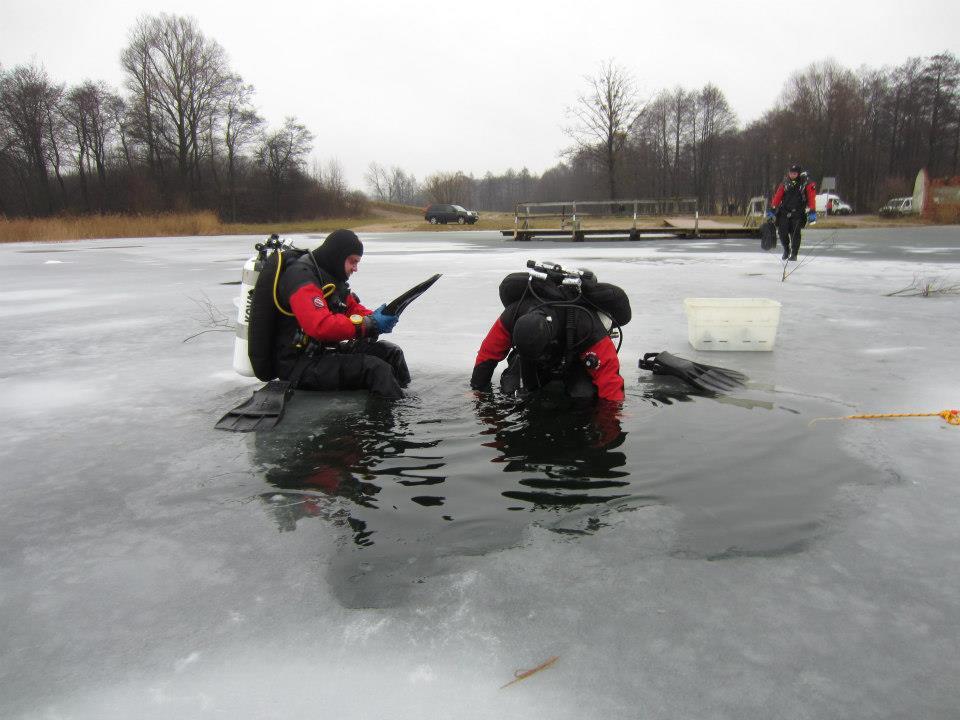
{"left": 370, "top": 304, "right": 399, "bottom": 334}
{"left": 765, "top": 209, "right": 776, "bottom": 221}
{"left": 807, "top": 211, "right": 817, "bottom": 224}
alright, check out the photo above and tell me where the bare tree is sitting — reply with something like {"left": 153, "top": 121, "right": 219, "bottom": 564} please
{"left": 0, "top": 63, "right": 64, "bottom": 213}
{"left": 389, "top": 166, "right": 419, "bottom": 205}
{"left": 120, "top": 13, "right": 232, "bottom": 203}
{"left": 921, "top": 52, "right": 960, "bottom": 175}
{"left": 222, "top": 75, "right": 262, "bottom": 220}
{"left": 120, "top": 18, "right": 162, "bottom": 177}
{"left": 256, "top": 116, "right": 314, "bottom": 219}
{"left": 325, "top": 158, "right": 347, "bottom": 201}
{"left": 60, "top": 81, "right": 120, "bottom": 212}
{"left": 691, "top": 84, "right": 737, "bottom": 210}
{"left": 565, "top": 60, "right": 643, "bottom": 198}
{"left": 365, "top": 163, "right": 419, "bottom": 204}
{"left": 423, "top": 171, "right": 472, "bottom": 204}
{"left": 364, "top": 161, "right": 389, "bottom": 201}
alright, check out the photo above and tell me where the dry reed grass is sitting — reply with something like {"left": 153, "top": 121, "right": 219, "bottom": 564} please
{"left": 0, "top": 212, "right": 223, "bottom": 243}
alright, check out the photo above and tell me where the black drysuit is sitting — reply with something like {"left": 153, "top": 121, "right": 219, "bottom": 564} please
{"left": 274, "top": 252, "right": 409, "bottom": 399}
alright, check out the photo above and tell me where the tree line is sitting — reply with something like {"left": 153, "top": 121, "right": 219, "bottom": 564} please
{"left": 2, "top": 15, "right": 957, "bottom": 221}
{"left": 368, "top": 54, "right": 960, "bottom": 215}
{"left": 0, "top": 13, "right": 365, "bottom": 221}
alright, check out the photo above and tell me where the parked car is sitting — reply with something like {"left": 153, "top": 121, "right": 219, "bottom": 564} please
{"left": 878, "top": 197, "right": 915, "bottom": 217}
{"left": 424, "top": 204, "right": 479, "bottom": 225}
{"left": 815, "top": 192, "right": 853, "bottom": 215}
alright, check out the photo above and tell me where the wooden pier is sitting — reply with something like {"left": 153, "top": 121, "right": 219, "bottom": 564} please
{"left": 501, "top": 199, "right": 760, "bottom": 242}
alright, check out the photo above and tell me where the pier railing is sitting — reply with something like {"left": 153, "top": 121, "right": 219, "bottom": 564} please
{"left": 514, "top": 198, "right": 700, "bottom": 232}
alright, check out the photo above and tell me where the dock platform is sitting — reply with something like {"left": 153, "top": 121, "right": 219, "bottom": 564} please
{"left": 502, "top": 220, "right": 758, "bottom": 242}
{"left": 503, "top": 199, "right": 760, "bottom": 242}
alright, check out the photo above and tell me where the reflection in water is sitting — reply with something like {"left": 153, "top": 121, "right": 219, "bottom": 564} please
{"left": 248, "top": 389, "right": 643, "bottom": 607}
{"left": 244, "top": 377, "right": 877, "bottom": 606}
{"left": 254, "top": 397, "right": 443, "bottom": 543}
{"left": 472, "top": 392, "right": 632, "bottom": 507}
{"left": 637, "top": 374, "right": 774, "bottom": 411}
{"left": 252, "top": 390, "right": 634, "bottom": 542}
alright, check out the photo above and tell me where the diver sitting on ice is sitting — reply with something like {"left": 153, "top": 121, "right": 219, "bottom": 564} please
{"left": 267, "top": 229, "right": 409, "bottom": 398}
{"left": 470, "top": 260, "right": 631, "bottom": 403}
{"left": 218, "top": 230, "right": 442, "bottom": 432}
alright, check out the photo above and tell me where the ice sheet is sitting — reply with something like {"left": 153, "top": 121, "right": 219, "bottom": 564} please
{"left": 1, "top": 228, "right": 959, "bottom": 719}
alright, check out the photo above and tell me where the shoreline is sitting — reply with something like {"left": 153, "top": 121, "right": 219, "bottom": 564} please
{"left": 0, "top": 210, "right": 946, "bottom": 244}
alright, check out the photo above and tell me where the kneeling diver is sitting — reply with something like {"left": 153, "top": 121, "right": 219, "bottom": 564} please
{"left": 470, "top": 261, "right": 631, "bottom": 402}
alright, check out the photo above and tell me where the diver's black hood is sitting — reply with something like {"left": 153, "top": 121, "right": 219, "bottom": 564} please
{"left": 513, "top": 309, "right": 559, "bottom": 359}
{"left": 312, "top": 229, "right": 363, "bottom": 282}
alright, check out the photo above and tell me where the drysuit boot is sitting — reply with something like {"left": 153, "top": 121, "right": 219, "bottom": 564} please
{"left": 778, "top": 213, "right": 802, "bottom": 261}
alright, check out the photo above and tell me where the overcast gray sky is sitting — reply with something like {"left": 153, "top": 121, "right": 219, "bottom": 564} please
{"left": 3, "top": 0, "right": 959, "bottom": 190}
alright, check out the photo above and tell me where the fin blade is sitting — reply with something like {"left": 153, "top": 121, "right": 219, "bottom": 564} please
{"left": 215, "top": 380, "right": 292, "bottom": 432}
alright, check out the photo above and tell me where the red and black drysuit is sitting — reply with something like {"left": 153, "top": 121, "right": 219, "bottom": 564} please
{"left": 275, "top": 250, "right": 409, "bottom": 399}
{"left": 470, "top": 297, "right": 625, "bottom": 403}
{"left": 770, "top": 174, "right": 817, "bottom": 259}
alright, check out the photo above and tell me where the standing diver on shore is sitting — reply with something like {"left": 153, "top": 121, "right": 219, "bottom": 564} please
{"left": 470, "top": 261, "right": 631, "bottom": 403}
{"left": 766, "top": 164, "right": 817, "bottom": 261}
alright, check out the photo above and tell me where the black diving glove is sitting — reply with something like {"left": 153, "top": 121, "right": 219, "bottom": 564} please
{"left": 470, "top": 360, "right": 496, "bottom": 391}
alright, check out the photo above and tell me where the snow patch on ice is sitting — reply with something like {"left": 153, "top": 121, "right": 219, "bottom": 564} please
{"left": 859, "top": 346, "right": 928, "bottom": 355}
{"left": 173, "top": 652, "right": 200, "bottom": 673}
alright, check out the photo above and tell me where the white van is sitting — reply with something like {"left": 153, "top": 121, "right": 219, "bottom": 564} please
{"left": 879, "top": 197, "right": 915, "bottom": 217}
{"left": 815, "top": 193, "right": 853, "bottom": 215}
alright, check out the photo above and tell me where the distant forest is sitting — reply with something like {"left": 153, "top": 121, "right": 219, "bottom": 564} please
{"left": 2, "top": 13, "right": 958, "bottom": 221}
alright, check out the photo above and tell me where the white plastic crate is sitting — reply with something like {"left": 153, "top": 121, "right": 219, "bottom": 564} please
{"left": 683, "top": 298, "right": 782, "bottom": 351}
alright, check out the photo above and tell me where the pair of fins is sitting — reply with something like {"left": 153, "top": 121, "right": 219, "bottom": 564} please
{"left": 639, "top": 351, "right": 748, "bottom": 394}
{"left": 215, "top": 273, "right": 443, "bottom": 432}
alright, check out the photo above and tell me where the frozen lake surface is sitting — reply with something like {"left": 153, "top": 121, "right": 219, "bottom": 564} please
{"left": 1, "top": 227, "right": 959, "bottom": 719}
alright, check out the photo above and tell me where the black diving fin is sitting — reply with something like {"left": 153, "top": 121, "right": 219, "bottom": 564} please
{"left": 639, "top": 351, "right": 748, "bottom": 394}
{"left": 760, "top": 220, "right": 778, "bottom": 251}
{"left": 215, "top": 380, "right": 293, "bottom": 432}
{"left": 383, "top": 273, "right": 442, "bottom": 316}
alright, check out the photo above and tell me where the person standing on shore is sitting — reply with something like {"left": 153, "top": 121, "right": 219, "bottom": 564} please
{"left": 766, "top": 164, "right": 817, "bottom": 261}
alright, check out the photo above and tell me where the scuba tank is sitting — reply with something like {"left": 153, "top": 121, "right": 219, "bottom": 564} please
{"left": 232, "top": 252, "right": 264, "bottom": 377}
{"left": 231, "top": 234, "right": 293, "bottom": 377}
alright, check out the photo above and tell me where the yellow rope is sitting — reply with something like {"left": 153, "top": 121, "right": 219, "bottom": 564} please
{"left": 810, "top": 409, "right": 959, "bottom": 427}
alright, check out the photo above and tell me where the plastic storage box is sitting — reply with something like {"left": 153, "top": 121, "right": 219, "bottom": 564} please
{"left": 683, "top": 298, "right": 782, "bottom": 351}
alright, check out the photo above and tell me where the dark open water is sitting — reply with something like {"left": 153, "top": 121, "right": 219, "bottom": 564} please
{"left": 244, "top": 372, "right": 874, "bottom": 607}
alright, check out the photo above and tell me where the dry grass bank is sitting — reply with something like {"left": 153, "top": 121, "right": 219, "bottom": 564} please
{"left": 0, "top": 211, "right": 223, "bottom": 243}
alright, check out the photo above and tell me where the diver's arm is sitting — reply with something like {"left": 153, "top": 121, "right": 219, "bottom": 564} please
{"left": 471, "top": 318, "right": 512, "bottom": 390}
{"left": 289, "top": 284, "right": 369, "bottom": 341}
{"left": 580, "top": 336, "right": 624, "bottom": 402}
{"left": 770, "top": 183, "right": 784, "bottom": 210}
{"left": 345, "top": 292, "right": 372, "bottom": 316}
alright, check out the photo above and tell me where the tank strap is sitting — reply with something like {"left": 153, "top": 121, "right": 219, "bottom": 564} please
{"left": 287, "top": 352, "right": 314, "bottom": 390}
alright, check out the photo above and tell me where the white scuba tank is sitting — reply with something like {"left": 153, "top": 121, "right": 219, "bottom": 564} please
{"left": 231, "top": 253, "right": 261, "bottom": 377}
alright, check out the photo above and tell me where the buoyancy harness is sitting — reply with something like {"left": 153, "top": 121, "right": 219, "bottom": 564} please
{"left": 233, "top": 234, "right": 341, "bottom": 384}
{"left": 778, "top": 173, "right": 811, "bottom": 216}
{"left": 498, "top": 261, "right": 631, "bottom": 350}
{"left": 498, "top": 261, "right": 632, "bottom": 378}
